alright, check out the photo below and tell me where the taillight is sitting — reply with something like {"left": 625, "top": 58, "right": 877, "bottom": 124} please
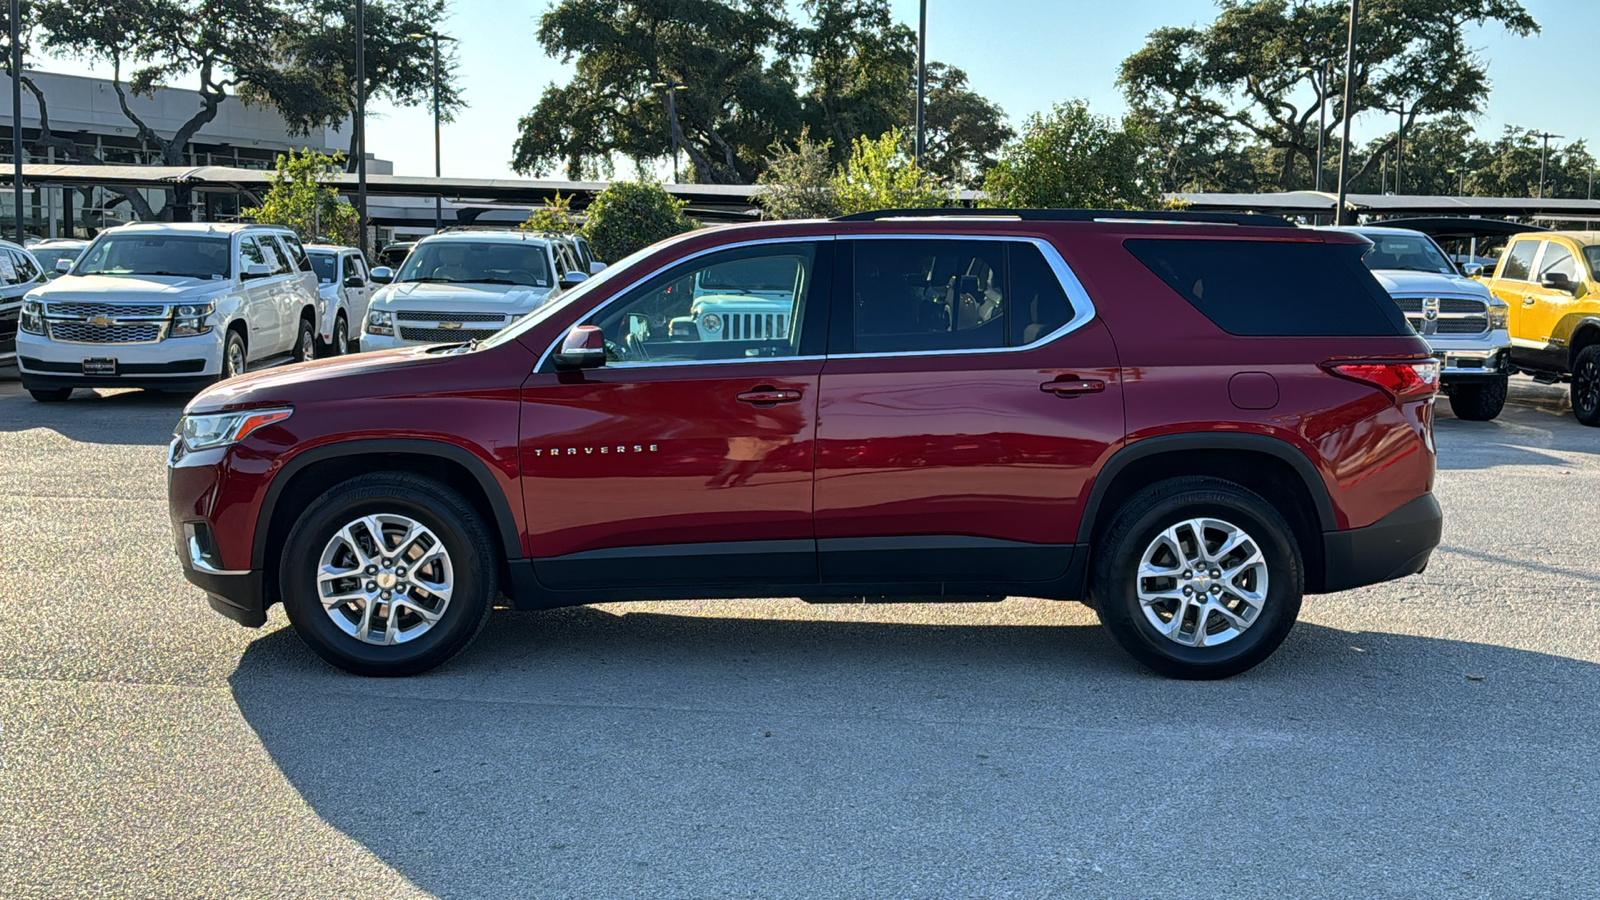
{"left": 1326, "top": 360, "right": 1441, "bottom": 398}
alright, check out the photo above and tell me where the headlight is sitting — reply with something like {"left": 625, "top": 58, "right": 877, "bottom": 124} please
{"left": 175, "top": 407, "right": 293, "bottom": 452}
{"left": 366, "top": 308, "right": 394, "bottom": 335}
{"left": 170, "top": 302, "right": 216, "bottom": 337}
{"left": 20, "top": 297, "right": 42, "bottom": 334}
{"left": 700, "top": 313, "right": 722, "bottom": 332}
{"left": 1488, "top": 300, "right": 1508, "bottom": 330}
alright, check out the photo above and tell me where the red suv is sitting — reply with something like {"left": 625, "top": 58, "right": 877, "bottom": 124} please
{"left": 168, "top": 210, "right": 1443, "bottom": 679}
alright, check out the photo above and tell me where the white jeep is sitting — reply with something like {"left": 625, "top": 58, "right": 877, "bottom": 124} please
{"left": 668, "top": 257, "right": 798, "bottom": 341}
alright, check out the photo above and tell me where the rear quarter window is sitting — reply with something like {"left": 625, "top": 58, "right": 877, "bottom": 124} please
{"left": 1123, "top": 238, "right": 1411, "bottom": 337}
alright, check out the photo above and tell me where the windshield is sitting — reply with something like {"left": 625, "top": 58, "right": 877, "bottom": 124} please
{"left": 32, "top": 246, "right": 83, "bottom": 273}
{"left": 1357, "top": 231, "right": 1457, "bottom": 275}
{"left": 308, "top": 252, "right": 339, "bottom": 284}
{"left": 696, "top": 257, "right": 799, "bottom": 293}
{"left": 476, "top": 240, "right": 664, "bottom": 351}
{"left": 76, "top": 234, "right": 232, "bottom": 279}
{"left": 395, "top": 240, "right": 551, "bottom": 287}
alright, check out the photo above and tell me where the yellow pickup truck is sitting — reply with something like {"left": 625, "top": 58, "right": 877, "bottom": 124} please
{"left": 1480, "top": 231, "right": 1600, "bottom": 425}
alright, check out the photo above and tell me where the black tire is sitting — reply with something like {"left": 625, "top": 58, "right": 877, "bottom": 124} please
{"left": 28, "top": 387, "right": 73, "bottom": 402}
{"left": 222, "top": 328, "right": 248, "bottom": 380}
{"left": 279, "top": 472, "right": 497, "bottom": 676}
{"left": 1572, "top": 345, "right": 1600, "bottom": 427}
{"left": 293, "top": 313, "right": 316, "bottom": 363}
{"left": 1091, "top": 476, "right": 1303, "bottom": 680}
{"left": 332, "top": 312, "right": 349, "bottom": 356}
{"left": 1446, "top": 375, "right": 1507, "bottom": 421}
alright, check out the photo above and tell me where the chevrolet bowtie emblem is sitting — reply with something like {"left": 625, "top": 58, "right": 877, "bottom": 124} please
{"left": 437, "top": 321, "right": 462, "bottom": 330}
{"left": 88, "top": 315, "right": 116, "bottom": 327}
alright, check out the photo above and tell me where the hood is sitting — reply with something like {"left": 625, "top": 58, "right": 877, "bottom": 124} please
{"left": 29, "top": 273, "right": 233, "bottom": 305}
{"left": 1371, "top": 269, "right": 1493, "bottom": 298}
{"left": 372, "top": 280, "right": 554, "bottom": 314}
{"left": 186, "top": 344, "right": 456, "bottom": 413}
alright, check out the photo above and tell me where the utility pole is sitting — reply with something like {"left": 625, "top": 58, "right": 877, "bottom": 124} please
{"left": 355, "top": 0, "right": 368, "bottom": 257}
{"left": 1535, "top": 131, "right": 1563, "bottom": 199}
{"left": 652, "top": 81, "right": 681, "bottom": 182}
{"left": 914, "top": 0, "right": 927, "bottom": 168}
{"left": 1393, "top": 100, "right": 1405, "bottom": 194}
{"left": 409, "top": 30, "right": 457, "bottom": 232}
{"left": 10, "top": 0, "right": 22, "bottom": 244}
{"left": 1334, "top": 0, "right": 1359, "bottom": 225}
{"left": 1315, "top": 60, "right": 1328, "bottom": 192}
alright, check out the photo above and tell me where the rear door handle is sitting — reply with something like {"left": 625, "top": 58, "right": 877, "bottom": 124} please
{"left": 1041, "top": 379, "right": 1106, "bottom": 396}
{"left": 737, "top": 388, "right": 803, "bottom": 405}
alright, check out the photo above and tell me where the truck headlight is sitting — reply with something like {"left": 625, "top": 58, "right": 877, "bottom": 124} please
{"left": 367, "top": 308, "right": 394, "bottom": 336}
{"left": 20, "top": 297, "right": 43, "bottom": 334}
{"left": 1487, "top": 301, "right": 1508, "bottom": 330}
{"left": 700, "top": 313, "right": 722, "bottom": 333}
{"left": 175, "top": 407, "right": 292, "bottom": 452}
{"left": 170, "top": 302, "right": 216, "bottom": 337}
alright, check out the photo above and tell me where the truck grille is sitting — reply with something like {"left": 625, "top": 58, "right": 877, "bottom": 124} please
{"left": 723, "top": 312, "right": 788, "bottom": 340}
{"left": 396, "top": 310, "right": 508, "bottom": 323}
{"left": 45, "top": 302, "right": 169, "bottom": 318}
{"left": 1392, "top": 295, "right": 1488, "bottom": 337}
{"left": 399, "top": 326, "right": 502, "bottom": 342}
{"left": 47, "top": 321, "right": 167, "bottom": 344}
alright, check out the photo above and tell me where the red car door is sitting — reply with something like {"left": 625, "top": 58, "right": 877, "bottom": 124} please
{"left": 814, "top": 236, "right": 1124, "bottom": 585}
{"left": 519, "top": 239, "right": 831, "bottom": 590}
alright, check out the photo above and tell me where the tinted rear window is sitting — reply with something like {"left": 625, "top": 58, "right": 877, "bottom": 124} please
{"left": 1123, "top": 238, "right": 1410, "bottom": 337}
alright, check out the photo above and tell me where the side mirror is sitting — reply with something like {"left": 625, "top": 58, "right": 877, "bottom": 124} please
{"left": 1463, "top": 263, "right": 1486, "bottom": 278}
{"left": 1542, "top": 272, "right": 1575, "bottom": 293}
{"left": 55, "top": 258, "right": 73, "bottom": 274}
{"left": 560, "top": 270, "right": 589, "bottom": 290}
{"left": 589, "top": 260, "right": 607, "bottom": 275}
{"left": 370, "top": 266, "right": 394, "bottom": 284}
{"left": 553, "top": 324, "right": 606, "bottom": 370}
{"left": 344, "top": 274, "right": 366, "bottom": 288}
{"left": 242, "top": 262, "right": 272, "bottom": 279}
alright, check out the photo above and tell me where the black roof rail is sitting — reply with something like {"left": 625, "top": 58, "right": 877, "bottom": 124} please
{"left": 833, "top": 207, "right": 1296, "bottom": 228}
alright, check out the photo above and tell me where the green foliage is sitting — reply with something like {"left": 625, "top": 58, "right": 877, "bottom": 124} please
{"left": 920, "top": 63, "right": 1013, "bottom": 188}
{"left": 831, "top": 129, "right": 946, "bottom": 214}
{"left": 1118, "top": 0, "right": 1539, "bottom": 191}
{"left": 580, "top": 180, "right": 694, "bottom": 262}
{"left": 1338, "top": 117, "right": 1598, "bottom": 198}
{"left": 242, "top": 150, "right": 359, "bottom": 246}
{"left": 520, "top": 193, "right": 583, "bottom": 234}
{"left": 794, "top": 0, "right": 914, "bottom": 164}
{"left": 982, "top": 101, "right": 1161, "bottom": 210}
{"left": 757, "top": 131, "right": 841, "bottom": 220}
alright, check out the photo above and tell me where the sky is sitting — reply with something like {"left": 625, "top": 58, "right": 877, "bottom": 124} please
{"left": 35, "top": 0, "right": 1600, "bottom": 181}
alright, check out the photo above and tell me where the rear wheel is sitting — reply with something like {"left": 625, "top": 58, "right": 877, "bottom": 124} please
{"left": 1446, "top": 375, "right": 1507, "bottom": 421}
{"left": 1091, "top": 477, "right": 1303, "bottom": 679}
{"left": 279, "top": 472, "right": 497, "bottom": 676}
{"left": 28, "top": 387, "right": 73, "bottom": 402}
{"left": 293, "top": 314, "right": 315, "bottom": 363}
{"left": 1572, "top": 345, "right": 1600, "bottom": 427}
{"left": 222, "top": 328, "right": 248, "bottom": 380}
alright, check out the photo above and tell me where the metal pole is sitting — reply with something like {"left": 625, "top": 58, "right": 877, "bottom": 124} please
{"left": 667, "top": 86, "right": 678, "bottom": 183}
{"left": 1334, "top": 0, "right": 1359, "bottom": 225}
{"left": 915, "top": 0, "right": 926, "bottom": 167}
{"left": 1394, "top": 101, "right": 1404, "bottom": 194}
{"left": 1314, "top": 61, "right": 1326, "bottom": 192}
{"left": 10, "top": 0, "right": 22, "bottom": 244}
{"left": 1537, "top": 132, "right": 1554, "bottom": 199}
{"left": 431, "top": 33, "right": 441, "bottom": 232}
{"left": 355, "top": 0, "right": 367, "bottom": 256}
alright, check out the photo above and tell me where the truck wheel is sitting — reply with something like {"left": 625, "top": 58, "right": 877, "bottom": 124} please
{"left": 28, "top": 387, "right": 73, "bottom": 402}
{"left": 278, "top": 472, "right": 497, "bottom": 676}
{"left": 1091, "top": 476, "right": 1303, "bottom": 680}
{"left": 293, "top": 314, "right": 316, "bottom": 363}
{"left": 1446, "top": 375, "right": 1507, "bottom": 421}
{"left": 1572, "top": 345, "right": 1600, "bottom": 427}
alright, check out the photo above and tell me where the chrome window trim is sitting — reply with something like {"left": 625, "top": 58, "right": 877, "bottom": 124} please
{"left": 534, "top": 235, "right": 829, "bottom": 372}
{"left": 828, "top": 233, "right": 1098, "bottom": 360}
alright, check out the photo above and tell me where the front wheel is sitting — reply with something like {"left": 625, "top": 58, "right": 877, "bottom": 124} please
{"left": 221, "top": 329, "right": 248, "bottom": 381}
{"left": 332, "top": 312, "right": 349, "bottom": 356}
{"left": 279, "top": 472, "right": 497, "bottom": 676}
{"left": 28, "top": 387, "right": 73, "bottom": 402}
{"left": 1091, "top": 477, "right": 1303, "bottom": 679}
{"left": 1571, "top": 345, "right": 1600, "bottom": 427}
{"left": 1446, "top": 375, "right": 1507, "bottom": 421}
{"left": 293, "top": 315, "right": 316, "bottom": 364}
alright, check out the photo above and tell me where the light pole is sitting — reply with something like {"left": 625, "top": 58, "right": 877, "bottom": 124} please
{"left": 1334, "top": 0, "right": 1360, "bottom": 225}
{"left": 1534, "top": 131, "right": 1563, "bottom": 199}
{"left": 1448, "top": 166, "right": 1465, "bottom": 197}
{"left": 651, "top": 80, "right": 681, "bottom": 182}
{"left": 408, "top": 30, "right": 457, "bottom": 232}
{"left": 10, "top": 0, "right": 22, "bottom": 243}
{"left": 1381, "top": 99, "right": 1408, "bottom": 194}
{"left": 355, "top": 0, "right": 367, "bottom": 257}
{"left": 915, "top": 0, "right": 926, "bottom": 168}
{"left": 1299, "top": 60, "right": 1332, "bottom": 192}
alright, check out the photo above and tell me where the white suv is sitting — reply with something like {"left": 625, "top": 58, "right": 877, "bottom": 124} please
{"left": 16, "top": 223, "right": 321, "bottom": 402}
{"left": 361, "top": 231, "right": 582, "bottom": 350}
{"left": 305, "top": 244, "right": 373, "bottom": 356}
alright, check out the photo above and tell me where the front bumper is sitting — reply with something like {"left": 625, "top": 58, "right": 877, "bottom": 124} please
{"left": 1319, "top": 493, "right": 1443, "bottom": 593}
{"left": 17, "top": 326, "right": 224, "bottom": 391}
{"left": 169, "top": 441, "right": 271, "bottom": 627}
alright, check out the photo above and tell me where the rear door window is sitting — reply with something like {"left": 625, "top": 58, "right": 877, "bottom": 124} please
{"left": 1500, "top": 240, "right": 1539, "bottom": 281}
{"left": 1123, "top": 238, "right": 1411, "bottom": 337}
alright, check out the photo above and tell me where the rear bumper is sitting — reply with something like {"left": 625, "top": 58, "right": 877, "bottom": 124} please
{"left": 1319, "top": 493, "right": 1443, "bottom": 593}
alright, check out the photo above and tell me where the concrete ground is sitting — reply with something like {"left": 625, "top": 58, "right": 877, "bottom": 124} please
{"left": 1, "top": 368, "right": 1597, "bottom": 899}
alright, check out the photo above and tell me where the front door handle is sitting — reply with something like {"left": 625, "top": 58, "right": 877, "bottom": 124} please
{"left": 737, "top": 388, "right": 803, "bottom": 405}
{"left": 1523, "top": 296, "right": 1537, "bottom": 305}
{"left": 1041, "top": 378, "right": 1106, "bottom": 396}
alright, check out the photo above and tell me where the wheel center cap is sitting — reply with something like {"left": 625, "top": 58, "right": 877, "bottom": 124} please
{"left": 1191, "top": 574, "right": 1213, "bottom": 593}
{"left": 376, "top": 572, "right": 398, "bottom": 590}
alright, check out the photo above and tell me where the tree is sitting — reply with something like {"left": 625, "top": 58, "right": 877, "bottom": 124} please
{"left": 791, "top": 0, "right": 913, "bottom": 163}
{"left": 982, "top": 101, "right": 1162, "bottom": 210}
{"left": 831, "top": 129, "right": 945, "bottom": 214}
{"left": 520, "top": 192, "right": 583, "bottom": 234}
{"left": 242, "top": 150, "right": 358, "bottom": 245}
{"left": 1119, "top": 0, "right": 1539, "bottom": 192}
{"left": 920, "top": 63, "right": 1012, "bottom": 188}
{"left": 581, "top": 180, "right": 693, "bottom": 262}
{"left": 757, "top": 131, "right": 841, "bottom": 220}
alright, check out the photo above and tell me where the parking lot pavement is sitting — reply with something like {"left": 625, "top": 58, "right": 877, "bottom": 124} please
{"left": 2, "top": 376, "right": 1598, "bottom": 899}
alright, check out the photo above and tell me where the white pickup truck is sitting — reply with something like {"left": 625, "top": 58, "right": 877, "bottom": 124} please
{"left": 16, "top": 223, "right": 321, "bottom": 402}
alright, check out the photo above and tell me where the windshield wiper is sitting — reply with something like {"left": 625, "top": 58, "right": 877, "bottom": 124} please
{"left": 404, "top": 276, "right": 456, "bottom": 283}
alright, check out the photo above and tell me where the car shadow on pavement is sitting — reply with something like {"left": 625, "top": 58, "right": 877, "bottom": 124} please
{"left": 229, "top": 607, "right": 1600, "bottom": 898}
{"left": 0, "top": 383, "right": 190, "bottom": 443}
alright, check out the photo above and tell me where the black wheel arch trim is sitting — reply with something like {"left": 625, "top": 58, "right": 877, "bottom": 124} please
{"left": 250, "top": 438, "right": 522, "bottom": 570}
{"left": 1570, "top": 320, "right": 1600, "bottom": 366}
{"left": 1075, "top": 432, "right": 1338, "bottom": 545}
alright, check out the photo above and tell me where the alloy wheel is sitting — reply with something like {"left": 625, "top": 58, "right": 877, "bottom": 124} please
{"left": 1135, "top": 517, "right": 1268, "bottom": 648}
{"left": 1577, "top": 358, "right": 1599, "bottom": 415}
{"left": 226, "top": 338, "right": 247, "bottom": 378}
{"left": 316, "top": 514, "right": 454, "bottom": 646}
